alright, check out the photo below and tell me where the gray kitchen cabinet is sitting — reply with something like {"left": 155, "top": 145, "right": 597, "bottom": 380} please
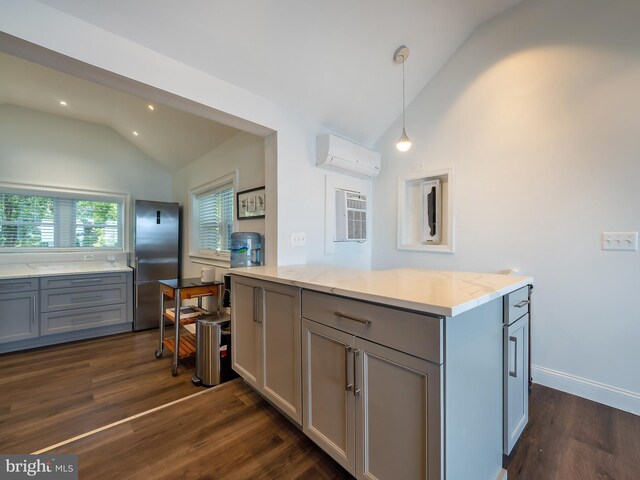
{"left": 40, "top": 272, "right": 131, "bottom": 337}
{"left": 301, "top": 291, "right": 442, "bottom": 480}
{"left": 0, "top": 271, "right": 132, "bottom": 354}
{"left": 504, "top": 313, "right": 529, "bottom": 454}
{"left": 0, "top": 287, "right": 39, "bottom": 344}
{"left": 231, "top": 276, "right": 302, "bottom": 424}
{"left": 232, "top": 270, "right": 515, "bottom": 480}
{"left": 302, "top": 319, "right": 356, "bottom": 473}
{"left": 503, "top": 285, "right": 531, "bottom": 455}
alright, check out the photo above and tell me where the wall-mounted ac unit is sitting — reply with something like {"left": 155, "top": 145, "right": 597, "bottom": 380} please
{"left": 317, "top": 133, "right": 381, "bottom": 179}
{"left": 335, "top": 189, "right": 367, "bottom": 242}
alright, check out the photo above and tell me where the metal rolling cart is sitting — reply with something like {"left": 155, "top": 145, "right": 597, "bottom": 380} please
{"left": 156, "top": 278, "right": 222, "bottom": 376}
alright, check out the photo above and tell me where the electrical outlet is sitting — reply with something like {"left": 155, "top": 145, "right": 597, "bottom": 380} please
{"left": 83, "top": 254, "right": 94, "bottom": 261}
{"left": 107, "top": 255, "right": 116, "bottom": 263}
{"left": 601, "top": 232, "right": 638, "bottom": 251}
{"left": 291, "top": 232, "right": 306, "bottom": 247}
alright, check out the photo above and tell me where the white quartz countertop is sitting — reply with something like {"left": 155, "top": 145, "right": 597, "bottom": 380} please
{"left": 230, "top": 265, "right": 533, "bottom": 317}
{"left": 0, "top": 261, "right": 132, "bottom": 280}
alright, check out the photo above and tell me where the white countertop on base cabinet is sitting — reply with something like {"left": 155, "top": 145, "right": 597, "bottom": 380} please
{"left": 0, "top": 262, "right": 132, "bottom": 280}
{"left": 230, "top": 265, "right": 532, "bottom": 317}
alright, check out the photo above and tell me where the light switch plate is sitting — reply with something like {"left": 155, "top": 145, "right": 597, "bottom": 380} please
{"left": 291, "top": 232, "right": 306, "bottom": 247}
{"left": 601, "top": 232, "right": 638, "bottom": 251}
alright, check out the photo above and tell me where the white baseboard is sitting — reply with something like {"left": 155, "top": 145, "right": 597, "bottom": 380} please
{"left": 532, "top": 364, "right": 640, "bottom": 416}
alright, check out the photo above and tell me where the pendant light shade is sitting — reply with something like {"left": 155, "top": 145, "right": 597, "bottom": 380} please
{"left": 397, "top": 128, "right": 411, "bottom": 152}
{"left": 394, "top": 45, "right": 411, "bottom": 152}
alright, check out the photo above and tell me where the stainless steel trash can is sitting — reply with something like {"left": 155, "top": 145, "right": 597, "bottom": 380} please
{"left": 192, "top": 313, "right": 231, "bottom": 387}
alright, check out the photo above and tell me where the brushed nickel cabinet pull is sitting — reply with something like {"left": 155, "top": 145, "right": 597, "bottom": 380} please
{"left": 253, "top": 288, "right": 258, "bottom": 323}
{"left": 335, "top": 312, "right": 372, "bottom": 326}
{"left": 354, "top": 349, "right": 361, "bottom": 396}
{"left": 71, "top": 315, "right": 103, "bottom": 325}
{"left": 71, "top": 278, "right": 103, "bottom": 284}
{"left": 514, "top": 299, "right": 530, "bottom": 308}
{"left": 509, "top": 335, "right": 518, "bottom": 378}
{"left": 71, "top": 295, "right": 103, "bottom": 302}
{"left": 32, "top": 297, "right": 37, "bottom": 324}
{"left": 345, "top": 345, "right": 353, "bottom": 392}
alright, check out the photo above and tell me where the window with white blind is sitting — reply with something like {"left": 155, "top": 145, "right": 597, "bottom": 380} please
{"left": 0, "top": 187, "right": 125, "bottom": 251}
{"left": 190, "top": 173, "right": 236, "bottom": 262}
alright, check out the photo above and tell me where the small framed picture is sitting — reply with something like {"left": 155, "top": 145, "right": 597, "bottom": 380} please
{"left": 237, "top": 186, "right": 266, "bottom": 220}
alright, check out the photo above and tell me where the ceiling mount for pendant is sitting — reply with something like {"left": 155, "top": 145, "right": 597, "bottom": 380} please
{"left": 393, "top": 45, "right": 410, "bottom": 64}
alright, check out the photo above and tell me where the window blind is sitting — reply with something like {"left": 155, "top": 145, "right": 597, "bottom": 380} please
{"left": 0, "top": 191, "right": 123, "bottom": 250}
{"left": 197, "top": 183, "right": 234, "bottom": 253}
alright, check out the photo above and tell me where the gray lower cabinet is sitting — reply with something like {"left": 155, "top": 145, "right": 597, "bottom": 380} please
{"left": 302, "top": 318, "right": 441, "bottom": 480}
{"left": 504, "top": 313, "right": 529, "bottom": 454}
{"left": 232, "top": 275, "right": 511, "bottom": 480}
{"left": 0, "top": 289, "right": 38, "bottom": 344}
{"left": 40, "top": 273, "right": 131, "bottom": 336}
{"left": 231, "top": 275, "right": 302, "bottom": 424}
{"left": 503, "top": 285, "right": 531, "bottom": 455}
{"left": 0, "top": 271, "right": 132, "bottom": 353}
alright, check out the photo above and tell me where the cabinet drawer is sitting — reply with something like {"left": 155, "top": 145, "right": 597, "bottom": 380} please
{"left": 40, "top": 272, "right": 127, "bottom": 290}
{"left": 0, "top": 277, "right": 38, "bottom": 293}
{"left": 41, "top": 284, "right": 127, "bottom": 312}
{"left": 504, "top": 286, "right": 530, "bottom": 325}
{"left": 301, "top": 290, "right": 442, "bottom": 364}
{"left": 41, "top": 304, "right": 128, "bottom": 335}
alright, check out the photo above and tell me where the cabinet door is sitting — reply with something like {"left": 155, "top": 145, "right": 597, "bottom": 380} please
{"left": 231, "top": 277, "right": 260, "bottom": 389}
{"left": 504, "top": 313, "right": 529, "bottom": 454}
{"left": 0, "top": 291, "right": 38, "bottom": 344}
{"left": 261, "top": 282, "right": 302, "bottom": 424}
{"left": 302, "top": 318, "right": 356, "bottom": 474}
{"left": 355, "top": 337, "right": 442, "bottom": 480}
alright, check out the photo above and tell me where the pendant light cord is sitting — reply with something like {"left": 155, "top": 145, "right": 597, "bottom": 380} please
{"left": 402, "top": 56, "right": 406, "bottom": 130}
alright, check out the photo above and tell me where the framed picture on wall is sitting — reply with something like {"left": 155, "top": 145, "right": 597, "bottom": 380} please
{"left": 237, "top": 186, "right": 266, "bottom": 219}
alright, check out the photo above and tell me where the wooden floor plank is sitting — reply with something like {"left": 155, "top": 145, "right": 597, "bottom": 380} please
{"left": 507, "top": 384, "right": 640, "bottom": 480}
{"left": 48, "top": 380, "right": 351, "bottom": 480}
{"left": 0, "top": 329, "right": 197, "bottom": 454}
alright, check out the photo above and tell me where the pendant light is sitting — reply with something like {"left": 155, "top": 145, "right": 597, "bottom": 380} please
{"left": 394, "top": 45, "right": 411, "bottom": 152}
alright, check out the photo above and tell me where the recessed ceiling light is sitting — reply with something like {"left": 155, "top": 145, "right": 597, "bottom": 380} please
{"left": 147, "top": 104, "right": 155, "bottom": 111}
{"left": 59, "top": 101, "right": 68, "bottom": 106}
{"left": 132, "top": 131, "right": 139, "bottom": 136}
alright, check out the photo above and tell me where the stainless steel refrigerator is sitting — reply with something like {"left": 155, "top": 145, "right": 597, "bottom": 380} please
{"left": 133, "top": 200, "right": 179, "bottom": 331}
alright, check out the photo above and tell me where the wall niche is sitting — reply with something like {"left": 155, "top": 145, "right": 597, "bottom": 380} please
{"left": 397, "top": 168, "right": 454, "bottom": 253}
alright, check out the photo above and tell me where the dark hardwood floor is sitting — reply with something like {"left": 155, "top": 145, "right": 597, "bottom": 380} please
{"left": 2, "top": 330, "right": 639, "bottom": 479}
{"left": 508, "top": 384, "right": 640, "bottom": 480}
{"left": 0, "top": 328, "right": 198, "bottom": 454}
{"left": 49, "top": 379, "right": 351, "bottom": 479}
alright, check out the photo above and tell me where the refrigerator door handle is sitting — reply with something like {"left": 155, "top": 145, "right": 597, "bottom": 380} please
{"left": 135, "top": 284, "right": 139, "bottom": 309}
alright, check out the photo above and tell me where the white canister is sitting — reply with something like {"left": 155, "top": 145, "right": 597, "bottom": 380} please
{"left": 201, "top": 267, "right": 215, "bottom": 283}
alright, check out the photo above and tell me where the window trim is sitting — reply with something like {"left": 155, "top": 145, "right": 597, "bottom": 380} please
{"left": 0, "top": 182, "right": 130, "bottom": 253}
{"left": 188, "top": 171, "right": 238, "bottom": 266}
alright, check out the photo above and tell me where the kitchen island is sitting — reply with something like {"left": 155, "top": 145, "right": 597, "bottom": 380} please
{"left": 230, "top": 265, "right": 532, "bottom": 480}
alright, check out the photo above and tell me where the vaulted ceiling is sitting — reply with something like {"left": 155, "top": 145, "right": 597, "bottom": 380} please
{"left": 35, "top": 0, "right": 523, "bottom": 147}
{"left": 0, "top": 51, "right": 242, "bottom": 172}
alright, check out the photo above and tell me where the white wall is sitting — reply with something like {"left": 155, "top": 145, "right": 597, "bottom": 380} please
{"left": 173, "top": 131, "right": 265, "bottom": 279}
{"left": 373, "top": 0, "right": 640, "bottom": 413}
{"left": 0, "top": 1, "right": 372, "bottom": 269}
{"left": 0, "top": 104, "right": 173, "bottom": 260}
{"left": 0, "top": 104, "right": 173, "bottom": 202}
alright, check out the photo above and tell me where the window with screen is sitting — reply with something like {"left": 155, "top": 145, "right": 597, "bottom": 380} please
{"left": 0, "top": 188, "right": 125, "bottom": 251}
{"left": 190, "top": 173, "right": 235, "bottom": 262}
